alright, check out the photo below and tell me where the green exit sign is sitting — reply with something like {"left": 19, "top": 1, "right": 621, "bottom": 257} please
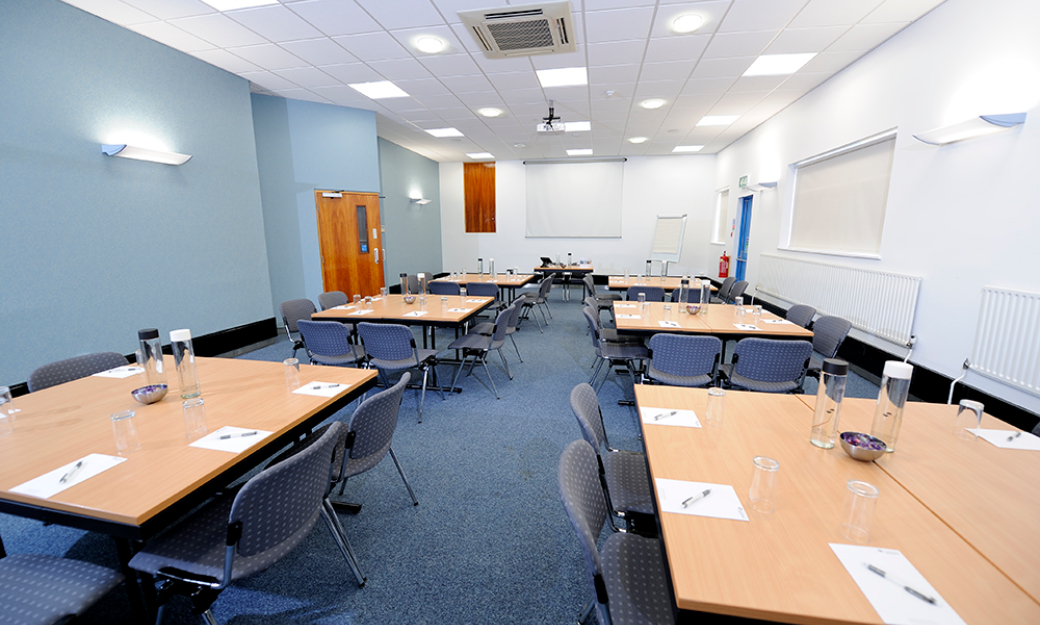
{"left": 738, "top": 175, "right": 749, "bottom": 188}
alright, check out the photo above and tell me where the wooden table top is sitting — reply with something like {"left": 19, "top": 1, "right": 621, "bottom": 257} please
{"left": 636, "top": 385, "right": 1040, "bottom": 624}
{"left": 0, "top": 357, "right": 376, "bottom": 532}
{"left": 613, "top": 302, "right": 814, "bottom": 338}
{"left": 430, "top": 273, "right": 536, "bottom": 287}
{"left": 796, "top": 395, "right": 1040, "bottom": 605}
{"left": 606, "top": 276, "right": 717, "bottom": 292}
{"left": 533, "top": 264, "right": 593, "bottom": 273}
{"left": 313, "top": 294, "right": 494, "bottom": 325}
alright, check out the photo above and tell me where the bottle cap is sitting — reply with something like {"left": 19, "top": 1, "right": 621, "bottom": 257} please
{"left": 138, "top": 328, "right": 159, "bottom": 341}
{"left": 681, "top": 278, "right": 689, "bottom": 284}
{"left": 883, "top": 361, "right": 913, "bottom": 380}
{"left": 400, "top": 273, "right": 407, "bottom": 277}
{"left": 170, "top": 329, "right": 192, "bottom": 342}
{"left": 822, "top": 358, "right": 848, "bottom": 376}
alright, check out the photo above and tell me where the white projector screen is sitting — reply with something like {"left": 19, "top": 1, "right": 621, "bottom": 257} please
{"left": 525, "top": 159, "right": 624, "bottom": 238}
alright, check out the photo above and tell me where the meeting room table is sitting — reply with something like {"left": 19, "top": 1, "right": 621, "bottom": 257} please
{"left": 534, "top": 264, "right": 594, "bottom": 299}
{"left": 606, "top": 275, "right": 717, "bottom": 293}
{"left": 613, "top": 301, "right": 814, "bottom": 341}
{"left": 635, "top": 384, "right": 1040, "bottom": 624}
{"left": 0, "top": 356, "right": 377, "bottom": 622}
{"left": 429, "top": 272, "right": 536, "bottom": 302}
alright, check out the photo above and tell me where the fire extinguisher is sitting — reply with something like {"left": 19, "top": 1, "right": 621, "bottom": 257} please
{"left": 719, "top": 253, "right": 730, "bottom": 278}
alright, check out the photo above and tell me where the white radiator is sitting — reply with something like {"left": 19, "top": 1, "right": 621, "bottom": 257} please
{"left": 970, "top": 286, "right": 1040, "bottom": 396}
{"left": 756, "top": 254, "right": 921, "bottom": 346}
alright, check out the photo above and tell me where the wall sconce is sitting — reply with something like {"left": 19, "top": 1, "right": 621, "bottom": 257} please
{"left": 913, "top": 113, "right": 1026, "bottom": 145}
{"left": 101, "top": 144, "right": 192, "bottom": 165}
{"left": 745, "top": 181, "right": 777, "bottom": 192}
{"left": 410, "top": 198, "right": 432, "bottom": 205}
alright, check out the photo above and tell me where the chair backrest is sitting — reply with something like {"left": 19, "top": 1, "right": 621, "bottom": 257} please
{"left": 811, "top": 316, "right": 852, "bottom": 358}
{"left": 230, "top": 422, "right": 341, "bottom": 559}
{"left": 732, "top": 338, "right": 812, "bottom": 383}
{"left": 506, "top": 297, "right": 524, "bottom": 329}
{"left": 28, "top": 352, "right": 129, "bottom": 392}
{"left": 582, "top": 275, "right": 597, "bottom": 297}
{"left": 626, "top": 285, "right": 665, "bottom": 302}
{"left": 570, "top": 383, "right": 607, "bottom": 452}
{"left": 785, "top": 304, "right": 816, "bottom": 329}
{"left": 406, "top": 274, "right": 420, "bottom": 295}
{"left": 318, "top": 291, "right": 348, "bottom": 311}
{"left": 357, "top": 323, "right": 416, "bottom": 363}
{"left": 341, "top": 373, "right": 410, "bottom": 480}
{"left": 716, "top": 277, "right": 736, "bottom": 300}
{"left": 581, "top": 307, "right": 604, "bottom": 355}
{"left": 429, "top": 281, "right": 460, "bottom": 296}
{"left": 728, "top": 280, "right": 749, "bottom": 303}
{"left": 280, "top": 298, "right": 316, "bottom": 333}
{"left": 537, "top": 276, "right": 554, "bottom": 299}
{"left": 648, "top": 334, "right": 722, "bottom": 379}
{"left": 297, "top": 320, "right": 354, "bottom": 358}
{"left": 489, "top": 305, "right": 513, "bottom": 345}
{"left": 466, "top": 282, "right": 499, "bottom": 298}
{"left": 557, "top": 439, "right": 610, "bottom": 625}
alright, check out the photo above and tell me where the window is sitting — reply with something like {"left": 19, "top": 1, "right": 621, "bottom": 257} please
{"left": 464, "top": 162, "right": 496, "bottom": 233}
{"left": 711, "top": 188, "right": 729, "bottom": 244}
{"left": 786, "top": 130, "right": 896, "bottom": 257}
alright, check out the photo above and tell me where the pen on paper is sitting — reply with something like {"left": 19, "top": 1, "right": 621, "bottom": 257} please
{"left": 653, "top": 410, "right": 678, "bottom": 421}
{"left": 865, "top": 564, "right": 937, "bottom": 604}
{"left": 219, "top": 431, "right": 258, "bottom": 440}
{"left": 1007, "top": 432, "right": 1022, "bottom": 442}
{"left": 59, "top": 461, "right": 84, "bottom": 484}
{"left": 312, "top": 383, "right": 342, "bottom": 390}
{"left": 682, "top": 489, "right": 711, "bottom": 508}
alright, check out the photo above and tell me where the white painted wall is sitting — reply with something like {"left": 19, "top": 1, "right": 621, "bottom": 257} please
{"left": 440, "top": 156, "right": 718, "bottom": 278}
{"left": 715, "top": 0, "right": 1040, "bottom": 414}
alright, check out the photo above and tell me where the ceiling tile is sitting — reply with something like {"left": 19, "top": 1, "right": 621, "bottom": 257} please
{"left": 584, "top": 7, "right": 656, "bottom": 44}
{"left": 717, "top": 0, "right": 806, "bottom": 33}
{"left": 651, "top": 1, "right": 732, "bottom": 38}
{"left": 774, "top": 71, "right": 831, "bottom": 92}
{"left": 644, "top": 35, "right": 711, "bottom": 63}
{"left": 701, "top": 30, "right": 778, "bottom": 59}
{"left": 689, "top": 56, "right": 755, "bottom": 78}
{"left": 227, "top": 44, "right": 308, "bottom": 70}
{"left": 682, "top": 76, "right": 736, "bottom": 94}
{"left": 439, "top": 74, "right": 494, "bottom": 93}
{"left": 122, "top": 0, "right": 215, "bottom": 20}
{"left": 728, "top": 74, "right": 788, "bottom": 92}
{"left": 412, "top": 93, "right": 464, "bottom": 108}
{"left": 272, "top": 67, "right": 339, "bottom": 89}
{"left": 589, "top": 65, "right": 641, "bottom": 86}
{"left": 639, "top": 60, "right": 697, "bottom": 82}
{"left": 672, "top": 93, "right": 721, "bottom": 109}
{"left": 354, "top": 0, "right": 445, "bottom": 30}
{"left": 388, "top": 25, "right": 465, "bottom": 56}
{"left": 454, "top": 91, "right": 499, "bottom": 106}
{"left": 634, "top": 80, "right": 686, "bottom": 97}
{"left": 169, "top": 13, "right": 268, "bottom": 47}
{"left": 314, "top": 62, "right": 383, "bottom": 84}
{"left": 190, "top": 48, "right": 261, "bottom": 73}
{"left": 287, "top": 0, "right": 382, "bottom": 37}
{"left": 280, "top": 38, "right": 358, "bottom": 66}
{"left": 587, "top": 40, "right": 646, "bottom": 67}
{"left": 417, "top": 53, "right": 480, "bottom": 76}
{"left": 332, "top": 31, "right": 412, "bottom": 62}
{"left": 765, "top": 26, "right": 848, "bottom": 54}
{"left": 540, "top": 85, "right": 588, "bottom": 101}
{"left": 498, "top": 89, "right": 548, "bottom": 106}
{"left": 130, "top": 21, "right": 215, "bottom": 51}
{"left": 863, "top": 0, "right": 945, "bottom": 24}
{"left": 368, "top": 58, "right": 433, "bottom": 81}
{"left": 449, "top": 22, "right": 485, "bottom": 54}
{"left": 394, "top": 77, "right": 452, "bottom": 96}
{"left": 530, "top": 47, "right": 589, "bottom": 71}
{"left": 709, "top": 90, "right": 767, "bottom": 114}
{"left": 486, "top": 71, "right": 541, "bottom": 91}
{"left": 827, "top": 22, "right": 906, "bottom": 52}
{"left": 789, "top": 0, "right": 887, "bottom": 28}
{"left": 226, "top": 5, "right": 324, "bottom": 43}
{"left": 240, "top": 70, "right": 298, "bottom": 92}
{"left": 471, "top": 54, "right": 534, "bottom": 74}
{"left": 429, "top": 0, "right": 512, "bottom": 24}
{"left": 798, "top": 49, "right": 863, "bottom": 73}
{"left": 310, "top": 84, "right": 373, "bottom": 103}
{"left": 434, "top": 106, "right": 480, "bottom": 119}
{"left": 63, "top": 0, "right": 157, "bottom": 25}
{"left": 270, "top": 88, "right": 331, "bottom": 104}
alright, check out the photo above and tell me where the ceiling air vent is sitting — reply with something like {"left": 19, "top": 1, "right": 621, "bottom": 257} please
{"left": 458, "top": 1, "right": 576, "bottom": 59}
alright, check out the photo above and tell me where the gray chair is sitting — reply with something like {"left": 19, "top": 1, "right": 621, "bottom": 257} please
{"left": 558, "top": 440, "right": 674, "bottom": 625}
{"left": 129, "top": 423, "right": 342, "bottom": 624}
{"left": 447, "top": 304, "right": 515, "bottom": 399}
{"left": 474, "top": 295, "right": 525, "bottom": 361}
{"left": 583, "top": 275, "right": 623, "bottom": 303}
{"left": 582, "top": 308, "right": 647, "bottom": 396}
{"left": 405, "top": 273, "right": 420, "bottom": 295}
{"left": 710, "top": 276, "right": 736, "bottom": 304}
{"left": 519, "top": 276, "right": 553, "bottom": 332}
{"left": 646, "top": 334, "right": 722, "bottom": 388}
{"left": 807, "top": 316, "right": 853, "bottom": 375}
{"left": 318, "top": 291, "right": 349, "bottom": 311}
{"left": 0, "top": 554, "right": 123, "bottom": 625}
{"left": 722, "top": 338, "right": 812, "bottom": 393}
{"left": 428, "top": 281, "right": 460, "bottom": 296}
{"left": 465, "top": 281, "right": 503, "bottom": 313}
{"left": 626, "top": 285, "right": 665, "bottom": 302}
{"left": 358, "top": 323, "right": 444, "bottom": 423}
{"left": 583, "top": 301, "right": 642, "bottom": 346}
{"left": 727, "top": 280, "right": 749, "bottom": 304}
{"left": 785, "top": 304, "right": 816, "bottom": 329}
{"left": 27, "top": 352, "right": 129, "bottom": 392}
{"left": 570, "top": 383, "right": 654, "bottom": 528}
{"left": 296, "top": 320, "right": 366, "bottom": 367}
{"left": 1032, "top": 420, "right": 1040, "bottom": 436}
{"left": 280, "top": 298, "right": 317, "bottom": 359}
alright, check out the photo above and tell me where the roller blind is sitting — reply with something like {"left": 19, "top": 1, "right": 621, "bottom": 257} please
{"left": 789, "top": 134, "right": 895, "bottom": 255}
{"left": 525, "top": 159, "right": 624, "bottom": 238}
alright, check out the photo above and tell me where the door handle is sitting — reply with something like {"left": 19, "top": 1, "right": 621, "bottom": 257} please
{"left": 374, "top": 248, "right": 379, "bottom": 264}
{"left": 380, "top": 248, "right": 385, "bottom": 264}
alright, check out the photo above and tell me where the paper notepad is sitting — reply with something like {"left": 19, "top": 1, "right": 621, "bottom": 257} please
{"left": 762, "top": 319, "right": 793, "bottom": 325}
{"left": 616, "top": 314, "right": 641, "bottom": 320}
{"left": 11, "top": 454, "right": 127, "bottom": 499}
{"left": 733, "top": 323, "right": 761, "bottom": 331}
{"left": 658, "top": 320, "right": 681, "bottom": 328}
{"left": 447, "top": 308, "right": 472, "bottom": 313}
{"left": 640, "top": 407, "right": 700, "bottom": 428}
{"left": 969, "top": 429, "right": 1040, "bottom": 450}
{"left": 615, "top": 304, "right": 637, "bottom": 309}
{"left": 348, "top": 309, "right": 374, "bottom": 315}
{"left": 830, "top": 544, "right": 965, "bottom": 625}
{"left": 655, "top": 479, "right": 748, "bottom": 521}
{"left": 403, "top": 310, "right": 428, "bottom": 317}
{"left": 190, "top": 426, "right": 273, "bottom": 453}
{"left": 332, "top": 305, "right": 355, "bottom": 310}
{"left": 293, "top": 382, "right": 350, "bottom": 398}
{"left": 92, "top": 366, "right": 144, "bottom": 379}
{"left": 465, "top": 298, "right": 486, "bottom": 304}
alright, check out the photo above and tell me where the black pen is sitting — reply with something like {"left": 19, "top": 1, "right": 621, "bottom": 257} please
{"left": 866, "top": 564, "right": 937, "bottom": 604}
{"left": 59, "top": 461, "right": 84, "bottom": 484}
{"left": 1007, "top": 432, "right": 1022, "bottom": 442}
{"left": 220, "top": 431, "right": 258, "bottom": 440}
{"left": 682, "top": 489, "right": 711, "bottom": 508}
{"left": 653, "top": 410, "right": 678, "bottom": 421}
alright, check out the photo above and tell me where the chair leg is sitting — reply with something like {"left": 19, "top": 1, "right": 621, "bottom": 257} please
{"left": 450, "top": 355, "right": 472, "bottom": 393}
{"left": 589, "top": 358, "right": 605, "bottom": 388}
{"left": 201, "top": 610, "right": 219, "bottom": 625}
{"left": 480, "top": 355, "right": 500, "bottom": 399}
{"left": 578, "top": 600, "right": 594, "bottom": 624}
{"left": 388, "top": 446, "right": 419, "bottom": 506}
{"left": 321, "top": 500, "right": 366, "bottom": 587}
{"left": 418, "top": 366, "right": 429, "bottom": 423}
{"left": 510, "top": 334, "right": 523, "bottom": 362}
{"left": 498, "top": 348, "right": 513, "bottom": 380}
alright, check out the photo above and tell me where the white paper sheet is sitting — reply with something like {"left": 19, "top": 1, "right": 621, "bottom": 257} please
{"left": 332, "top": 305, "right": 355, "bottom": 310}
{"left": 969, "top": 428, "right": 1040, "bottom": 450}
{"left": 640, "top": 407, "right": 701, "bottom": 428}
{"left": 402, "top": 310, "right": 429, "bottom": 317}
{"left": 654, "top": 479, "right": 748, "bottom": 521}
{"left": 616, "top": 314, "right": 641, "bottom": 320}
{"left": 447, "top": 308, "right": 472, "bottom": 313}
{"left": 347, "top": 309, "right": 374, "bottom": 315}
{"left": 189, "top": 426, "right": 273, "bottom": 454}
{"left": 465, "top": 298, "right": 486, "bottom": 304}
{"left": 615, "top": 304, "right": 637, "bottom": 309}
{"left": 92, "top": 366, "right": 144, "bottom": 379}
{"left": 292, "top": 381, "right": 351, "bottom": 398}
{"left": 830, "top": 544, "right": 965, "bottom": 625}
{"left": 658, "top": 320, "right": 681, "bottom": 328}
{"left": 762, "top": 319, "right": 793, "bottom": 325}
{"left": 733, "top": 323, "right": 761, "bottom": 331}
{"left": 10, "top": 454, "right": 127, "bottom": 499}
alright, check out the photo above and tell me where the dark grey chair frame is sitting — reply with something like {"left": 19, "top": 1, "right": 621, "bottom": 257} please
{"left": 280, "top": 298, "right": 317, "bottom": 359}
{"left": 785, "top": 304, "right": 817, "bottom": 329}
{"left": 710, "top": 277, "right": 736, "bottom": 304}
{"left": 724, "top": 338, "right": 812, "bottom": 393}
{"left": 447, "top": 304, "right": 515, "bottom": 399}
{"left": 357, "top": 323, "right": 444, "bottom": 423}
{"left": 318, "top": 291, "right": 349, "bottom": 311}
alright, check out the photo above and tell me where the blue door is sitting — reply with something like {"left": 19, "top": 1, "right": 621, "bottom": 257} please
{"left": 735, "top": 195, "right": 753, "bottom": 281}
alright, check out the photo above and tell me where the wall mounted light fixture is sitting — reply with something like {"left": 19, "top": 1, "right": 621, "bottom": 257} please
{"left": 101, "top": 144, "right": 191, "bottom": 165}
{"left": 913, "top": 113, "right": 1026, "bottom": 145}
{"left": 410, "top": 198, "right": 432, "bottom": 205}
{"left": 745, "top": 181, "right": 777, "bottom": 192}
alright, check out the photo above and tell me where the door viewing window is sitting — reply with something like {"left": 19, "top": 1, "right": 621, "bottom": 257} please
{"left": 464, "top": 162, "right": 496, "bottom": 233}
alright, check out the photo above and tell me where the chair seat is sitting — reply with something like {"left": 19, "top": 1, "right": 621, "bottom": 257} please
{"left": 597, "top": 292, "right": 624, "bottom": 302}
{"left": 0, "top": 554, "right": 123, "bottom": 625}
{"left": 600, "top": 533, "right": 674, "bottom": 625}
{"left": 309, "top": 346, "right": 366, "bottom": 367}
{"left": 646, "top": 364, "right": 713, "bottom": 388}
{"left": 447, "top": 332, "right": 491, "bottom": 350}
{"left": 601, "top": 328, "right": 642, "bottom": 345}
{"left": 368, "top": 349, "right": 438, "bottom": 373}
{"left": 728, "top": 372, "right": 801, "bottom": 393}
{"left": 601, "top": 342, "right": 649, "bottom": 361}
{"left": 602, "top": 451, "right": 654, "bottom": 515}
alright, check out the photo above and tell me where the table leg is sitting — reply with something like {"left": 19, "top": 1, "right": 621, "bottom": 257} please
{"left": 114, "top": 537, "right": 153, "bottom": 624}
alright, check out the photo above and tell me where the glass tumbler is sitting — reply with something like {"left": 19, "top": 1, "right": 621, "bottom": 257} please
{"left": 111, "top": 410, "right": 141, "bottom": 455}
{"left": 182, "top": 398, "right": 208, "bottom": 440}
{"left": 706, "top": 388, "right": 725, "bottom": 426}
{"left": 284, "top": 358, "right": 301, "bottom": 390}
{"left": 839, "top": 480, "right": 879, "bottom": 543}
{"left": 749, "top": 456, "right": 779, "bottom": 513}
{"left": 954, "top": 399, "right": 984, "bottom": 440}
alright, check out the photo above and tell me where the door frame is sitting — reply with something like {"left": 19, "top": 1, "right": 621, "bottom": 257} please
{"left": 735, "top": 194, "right": 753, "bottom": 282}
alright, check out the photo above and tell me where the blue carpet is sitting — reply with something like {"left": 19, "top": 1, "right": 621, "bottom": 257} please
{"left": 1, "top": 294, "right": 879, "bottom": 623}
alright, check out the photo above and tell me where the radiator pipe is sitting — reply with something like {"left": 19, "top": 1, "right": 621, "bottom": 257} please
{"left": 903, "top": 335, "right": 916, "bottom": 363}
{"left": 948, "top": 359, "right": 971, "bottom": 404}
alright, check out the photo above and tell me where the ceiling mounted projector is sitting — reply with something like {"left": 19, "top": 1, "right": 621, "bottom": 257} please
{"left": 537, "top": 100, "right": 563, "bottom": 133}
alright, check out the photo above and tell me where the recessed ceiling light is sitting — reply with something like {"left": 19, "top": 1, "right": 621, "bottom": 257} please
{"left": 743, "top": 53, "right": 817, "bottom": 77}
{"left": 697, "top": 115, "right": 739, "bottom": 126}
{"left": 513, "top": 143, "right": 527, "bottom": 148}
{"left": 466, "top": 152, "right": 494, "bottom": 159}
{"left": 564, "top": 121, "right": 591, "bottom": 132}
{"left": 673, "top": 145, "right": 704, "bottom": 153}
{"left": 426, "top": 128, "right": 464, "bottom": 138}
{"left": 671, "top": 14, "right": 704, "bottom": 34}
{"left": 536, "top": 67, "right": 588, "bottom": 88}
{"left": 414, "top": 36, "right": 446, "bottom": 54}
{"left": 567, "top": 149, "right": 593, "bottom": 156}
{"left": 478, "top": 107, "right": 503, "bottom": 118}
{"left": 199, "top": 0, "right": 277, "bottom": 10}
{"left": 640, "top": 98, "right": 666, "bottom": 110}
{"left": 628, "top": 137, "right": 648, "bottom": 144}
{"left": 348, "top": 81, "right": 409, "bottom": 99}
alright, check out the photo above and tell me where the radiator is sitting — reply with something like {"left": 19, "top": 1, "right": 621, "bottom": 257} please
{"left": 970, "top": 286, "right": 1040, "bottom": 396}
{"left": 756, "top": 254, "right": 921, "bottom": 346}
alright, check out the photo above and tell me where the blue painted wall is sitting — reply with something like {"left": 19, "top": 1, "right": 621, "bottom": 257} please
{"left": 251, "top": 95, "right": 380, "bottom": 313}
{"left": 0, "top": 0, "right": 272, "bottom": 386}
{"left": 378, "top": 138, "right": 443, "bottom": 281}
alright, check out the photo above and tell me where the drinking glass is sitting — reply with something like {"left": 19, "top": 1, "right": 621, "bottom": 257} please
{"left": 111, "top": 410, "right": 141, "bottom": 455}
{"left": 353, "top": 294, "right": 361, "bottom": 305}
{"left": 954, "top": 399, "right": 984, "bottom": 440}
{"left": 706, "top": 388, "right": 725, "bottom": 426}
{"left": 752, "top": 305, "right": 763, "bottom": 323}
{"left": 380, "top": 287, "right": 388, "bottom": 298}
{"left": 662, "top": 304, "right": 672, "bottom": 320}
{"left": 0, "top": 386, "right": 18, "bottom": 417}
{"left": 284, "top": 358, "right": 301, "bottom": 390}
{"left": 839, "top": 480, "right": 879, "bottom": 543}
{"left": 638, "top": 293, "right": 646, "bottom": 309}
{"left": 182, "top": 398, "right": 208, "bottom": 440}
{"left": 749, "top": 456, "right": 779, "bottom": 513}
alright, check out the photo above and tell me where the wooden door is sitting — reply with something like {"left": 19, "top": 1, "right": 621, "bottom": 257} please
{"left": 315, "top": 191, "right": 384, "bottom": 297}
{"left": 464, "top": 162, "right": 496, "bottom": 232}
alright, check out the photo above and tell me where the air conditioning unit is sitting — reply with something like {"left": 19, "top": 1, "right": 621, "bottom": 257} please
{"left": 458, "top": 1, "right": 576, "bottom": 59}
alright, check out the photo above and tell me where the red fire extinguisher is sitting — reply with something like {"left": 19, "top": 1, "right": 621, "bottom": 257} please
{"left": 719, "top": 253, "right": 730, "bottom": 278}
